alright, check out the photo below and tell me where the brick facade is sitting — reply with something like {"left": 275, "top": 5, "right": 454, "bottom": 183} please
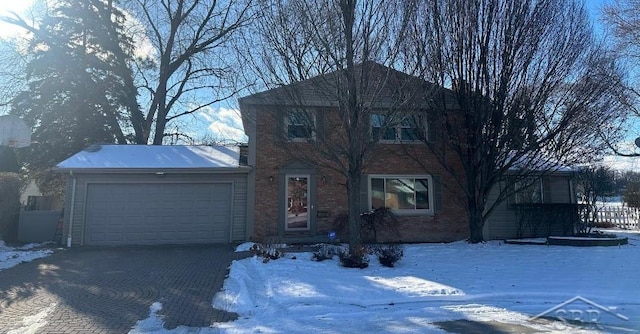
{"left": 249, "top": 105, "right": 469, "bottom": 243}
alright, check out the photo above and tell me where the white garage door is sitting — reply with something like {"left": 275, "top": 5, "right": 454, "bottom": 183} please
{"left": 85, "top": 183, "right": 231, "bottom": 246}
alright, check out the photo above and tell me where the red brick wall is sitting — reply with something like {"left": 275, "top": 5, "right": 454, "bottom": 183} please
{"left": 252, "top": 106, "right": 469, "bottom": 243}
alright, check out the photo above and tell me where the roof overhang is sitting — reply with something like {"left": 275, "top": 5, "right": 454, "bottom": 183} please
{"left": 52, "top": 166, "right": 252, "bottom": 174}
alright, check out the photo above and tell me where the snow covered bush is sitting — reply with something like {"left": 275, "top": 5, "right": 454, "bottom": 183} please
{"left": 312, "top": 244, "right": 342, "bottom": 261}
{"left": 338, "top": 248, "right": 369, "bottom": 269}
{"left": 250, "top": 242, "right": 283, "bottom": 263}
{"left": 374, "top": 244, "right": 404, "bottom": 268}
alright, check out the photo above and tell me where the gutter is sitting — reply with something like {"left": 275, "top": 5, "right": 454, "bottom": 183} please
{"left": 51, "top": 166, "right": 252, "bottom": 174}
{"left": 67, "top": 171, "right": 76, "bottom": 247}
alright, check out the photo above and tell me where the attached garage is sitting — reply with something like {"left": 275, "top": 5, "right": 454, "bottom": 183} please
{"left": 55, "top": 145, "right": 250, "bottom": 246}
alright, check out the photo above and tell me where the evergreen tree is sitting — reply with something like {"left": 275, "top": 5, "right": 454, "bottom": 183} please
{"left": 3, "top": 0, "right": 138, "bottom": 193}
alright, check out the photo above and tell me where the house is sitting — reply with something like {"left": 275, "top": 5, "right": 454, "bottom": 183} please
{"left": 54, "top": 145, "right": 250, "bottom": 246}
{"left": 53, "top": 64, "right": 577, "bottom": 247}
{"left": 240, "top": 62, "right": 577, "bottom": 244}
{"left": 240, "top": 63, "right": 470, "bottom": 244}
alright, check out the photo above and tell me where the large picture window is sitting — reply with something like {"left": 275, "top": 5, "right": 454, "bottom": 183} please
{"left": 371, "top": 114, "right": 426, "bottom": 142}
{"left": 369, "top": 175, "right": 433, "bottom": 214}
{"left": 285, "top": 110, "right": 315, "bottom": 140}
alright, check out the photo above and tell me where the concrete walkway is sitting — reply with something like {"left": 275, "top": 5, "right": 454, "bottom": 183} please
{"left": 0, "top": 244, "right": 247, "bottom": 333}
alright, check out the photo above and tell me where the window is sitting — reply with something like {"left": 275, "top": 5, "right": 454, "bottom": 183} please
{"left": 514, "top": 178, "right": 543, "bottom": 204}
{"left": 371, "top": 113, "right": 426, "bottom": 142}
{"left": 370, "top": 175, "right": 433, "bottom": 214}
{"left": 371, "top": 114, "right": 396, "bottom": 141}
{"left": 285, "top": 110, "right": 315, "bottom": 140}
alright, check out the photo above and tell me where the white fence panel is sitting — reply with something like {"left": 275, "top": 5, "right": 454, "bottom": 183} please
{"left": 595, "top": 206, "right": 640, "bottom": 230}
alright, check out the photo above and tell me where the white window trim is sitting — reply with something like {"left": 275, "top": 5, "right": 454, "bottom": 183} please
{"left": 368, "top": 174, "right": 434, "bottom": 215}
{"left": 285, "top": 110, "right": 316, "bottom": 142}
{"left": 371, "top": 113, "right": 427, "bottom": 144}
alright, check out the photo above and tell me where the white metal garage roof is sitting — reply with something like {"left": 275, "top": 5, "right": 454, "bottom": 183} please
{"left": 56, "top": 145, "right": 241, "bottom": 169}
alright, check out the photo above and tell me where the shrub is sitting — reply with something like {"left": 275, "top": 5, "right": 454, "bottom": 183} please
{"left": 0, "top": 173, "right": 21, "bottom": 241}
{"left": 312, "top": 244, "right": 342, "bottom": 261}
{"left": 250, "top": 242, "right": 284, "bottom": 263}
{"left": 588, "top": 221, "right": 616, "bottom": 229}
{"left": 374, "top": 244, "right": 404, "bottom": 268}
{"left": 332, "top": 207, "right": 400, "bottom": 243}
{"left": 338, "top": 248, "right": 369, "bottom": 269}
{"left": 360, "top": 207, "right": 399, "bottom": 242}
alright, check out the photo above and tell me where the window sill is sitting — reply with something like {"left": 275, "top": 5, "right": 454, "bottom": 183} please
{"left": 287, "top": 138, "right": 315, "bottom": 143}
{"left": 391, "top": 210, "right": 434, "bottom": 216}
{"left": 376, "top": 140, "right": 426, "bottom": 145}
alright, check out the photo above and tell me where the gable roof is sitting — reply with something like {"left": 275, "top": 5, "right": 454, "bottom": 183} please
{"left": 54, "top": 145, "right": 245, "bottom": 172}
{"left": 239, "top": 61, "right": 440, "bottom": 108}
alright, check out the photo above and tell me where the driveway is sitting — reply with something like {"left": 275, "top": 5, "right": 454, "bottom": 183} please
{"left": 0, "top": 244, "right": 248, "bottom": 333}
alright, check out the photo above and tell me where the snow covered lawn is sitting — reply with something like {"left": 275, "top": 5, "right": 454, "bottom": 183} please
{"left": 0, "top": 241, "right": 53, "bottom": 271}
{"left": 132, "top": 230, "right": 640, "bottom": 333}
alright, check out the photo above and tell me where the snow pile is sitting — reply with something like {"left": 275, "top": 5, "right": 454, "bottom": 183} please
{"left": 7, "top": 303, "right": 56, "bottom": 334}
{"left": 234, "top": 242, "right": 256, "bottom": 252}
{"left": 129, "top": 303, "right": 169, "bottom": 334}
{"left": 0, "top": 242, "right": 53, "bottom": 271}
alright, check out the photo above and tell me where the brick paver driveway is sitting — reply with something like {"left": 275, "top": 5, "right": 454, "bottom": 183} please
{"left": 0, "top": 244, "right": 248, "bottom": 333}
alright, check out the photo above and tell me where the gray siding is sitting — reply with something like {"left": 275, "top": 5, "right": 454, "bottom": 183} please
{"left": 484, "top": 175, "right": 574, "bottom": 240}
{"left": 483, "top": 181, "right": 518, "bottom": 240}
{"left": 62, "top": 172, "right": 248, "bottom": 246}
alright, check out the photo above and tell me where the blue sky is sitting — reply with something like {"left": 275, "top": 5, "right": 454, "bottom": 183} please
{"left": 1, "top": 0, "right": 639, "bottom": 170}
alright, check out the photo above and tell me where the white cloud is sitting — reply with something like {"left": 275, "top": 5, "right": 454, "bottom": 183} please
{"left": 601, "top": 140, "right": 640, "bottom": 172}
{"left": 603, "top": 155, "right": 640, "bottom": 172}
{"left": 121, "top": 10, "right": 156, "bottom": 60}
{"left": 199, "top": 106, "right": 247, "bottom": 143}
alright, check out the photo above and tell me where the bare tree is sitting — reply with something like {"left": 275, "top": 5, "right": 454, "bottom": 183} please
{"left": 241, "top": 0, "right": 421, "bottom": 255}
{"left": 0, "top": 39, "right": 29, "bottom": 115}
{"left": 126, "top": 0, "right": 255, "bottom": 144}
{"left": 602, "top": 0, "right": 640, "bottom": 157}
{"left": 574, "top": 165, "right": 616, "bottom": 233}
{"left": 408, "top": 0, "right": 628, "bottom": 242}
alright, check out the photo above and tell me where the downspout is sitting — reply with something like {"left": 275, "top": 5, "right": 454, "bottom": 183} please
{"left": 67, "top": 171, "right": 76, "bottom": 247}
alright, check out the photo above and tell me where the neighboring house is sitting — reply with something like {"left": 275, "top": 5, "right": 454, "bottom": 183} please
{"left": 240, "top": 62, "right": 577, "bottom": 244}
{"left": 20, "top": 179, "right": 42, "bottom": 205}
{"left": 54, "top": 145, "right": 250, "bottom": 246}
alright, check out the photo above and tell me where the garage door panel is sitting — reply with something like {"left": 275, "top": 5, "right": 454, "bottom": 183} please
{"left": 85, "top": 183, "right": 231, "bottom": 246}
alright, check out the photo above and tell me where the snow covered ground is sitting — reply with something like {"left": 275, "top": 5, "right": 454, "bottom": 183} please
{"left": 131, "top": 230, "right": 640, "bottom": 333}
{"left": 0, "top": 241, "right": 53, "bottom": 271}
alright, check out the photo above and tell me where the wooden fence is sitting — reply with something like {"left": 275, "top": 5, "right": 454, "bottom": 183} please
{"left": 595, "top": 206, "right": 640, "bottom": 230}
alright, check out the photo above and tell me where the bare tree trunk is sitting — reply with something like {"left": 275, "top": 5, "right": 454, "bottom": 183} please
{"left": 347, "top": 170, "right": 362, "bottom": 254}
{"left": 468, "top": 199, "right": 485, "bottom": 243}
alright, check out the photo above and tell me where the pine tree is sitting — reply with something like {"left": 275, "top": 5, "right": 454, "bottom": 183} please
{"left": 5, "top": 0, "right": 138, "bottom": 193}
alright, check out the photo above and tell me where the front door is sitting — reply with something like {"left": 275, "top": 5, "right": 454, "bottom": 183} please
{"left": 285, "top": 175, "right": 310, "bottom": 231}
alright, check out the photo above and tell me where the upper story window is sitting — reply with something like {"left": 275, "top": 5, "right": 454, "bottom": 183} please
{"left": 371, "top": 113, "right": 426, "bottom": 142}
{"left": 285, "top": 110, "right": 315, "bottom": 141}
{"left": 369, "top": 175, "right": 434, "bottom": 215}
